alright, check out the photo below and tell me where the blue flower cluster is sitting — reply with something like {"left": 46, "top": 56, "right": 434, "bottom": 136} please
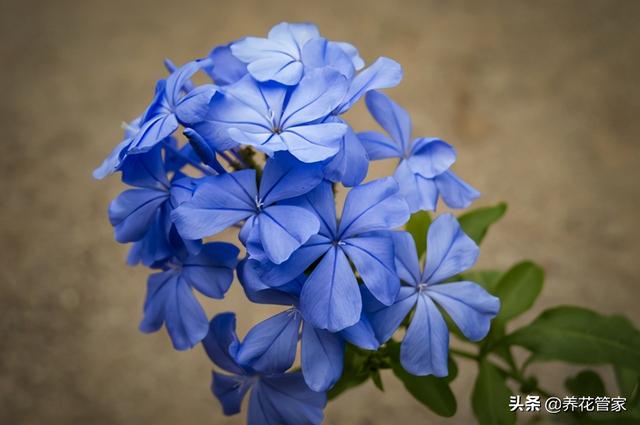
{"left": 95, "top": 22, "right": 499, "bottom": 424}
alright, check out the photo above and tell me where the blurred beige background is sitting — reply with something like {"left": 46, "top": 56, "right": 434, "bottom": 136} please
{"left": 1, "top": 0, "right": 639, "bottom": 424}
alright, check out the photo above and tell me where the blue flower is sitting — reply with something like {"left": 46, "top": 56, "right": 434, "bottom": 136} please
{"left": 194, "top": 67, "right": 349, "bottom": 163}
{"left": 364, "top": 214, "right": 500, "bottom": 376}
{"left": 172, "top": 152, "right": 324, "bottom": 264}
{"left": 203, "top": 312, "right": 327, "bottom": 424}
{"left": 359, "top": 91, "right": 480, "bottom": 212}
{"left": 140, "top": 242, "right": 239, "bottom": 350}
{"left": 256, "top": 179, "right": 410, "bottom": 332}
{"left": 323, "top": 57, "right": 404, "bottom": 186}
{"left": 235, "top": 259, "right": 379, "bottom": 391}
{"left": 107, "top": 146, "right": 199, "bottom": 266}
{"left": 231, "top": 22, "right": 321, "bottom": 85}
{"left": 93, "top": 60, "right": 216, "bottom": 179}
{"left": 202, "top": 44, "right": 248, "bottom": 86}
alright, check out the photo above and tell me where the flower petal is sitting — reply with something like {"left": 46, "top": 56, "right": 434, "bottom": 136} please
{"left": 281, "top": 68, "right": 348, "bottom": 128}
{"left": 139, "top": 270, "right": 175, "bottom": 334}
{"left": 407, "top": 138, "right": 456, "bottom": 178}
{"left": 401, "top": 294, "right": 449, "bottom": 376}
{"left": 211, "top": 371, "right": 251, "bottom": 415}
{"left": 175, "top": 84, "right": 217, "bottom": 124}
{"left": 259, "top": 205, "right": 320, "bottom": 264}
{"left": 259, "top": 235, "right": 332, "bottom": 287}
{"left": 235, "top": 310, "right": 301, "bottom": 373}
{"left": 251, "top": 372, "right": 326, "bottom": 425}
{"left": 434, "top": 170, "right": 480, "bottom": 209}
{"left": 247, "top": 56, "right": 303, "bottom": 85}
{"left": 109, "top": 188, "right": 169, "bottom": 243}
{"left": 300, "top": 246, "right": 361, "bottom": 332}
{"left": 338, "top": 177, "right": 410, "bottom": 239}
{"left": 282, "top": 181, "right": 337, "bottom": 238}
{"left": 364, "top": 90, "right": 412, "bottom": 151}
{"left": 181, "top": 242, "right": 240, "bottom": 299}
{"left": 164, "top": 276, "right": 210, "bottom": 350}
{"left": 129, "top": 112, "right": 179, "bottom": 154}
{"left": 422, "top": 213, "right": 479, "bottom": 285}
{"left": 427, "top": 281, "right": 500, "bottom": 341}
{"left": 259, "top": 152, "right": 324, "bottom": 205}
{"left": 337, "top": 57, "right": 403, "bottom": 114}
{"left": 301, "top": 321, "right": 344, "bottom": 391}
{"left": 323, "top": 126, "right": 369, "bottom": 187}
{"left": 238, "top": 259, "right": 303, "bottom": 306}
{"left": 391, "top": 231, "right": 421, "bottom": 286}
{"left": 203, "top": 44, "right": 247, "bottom": 85}
{"left": 171, "top": 170, "right": 257, "bottom": 240}
{"left": 301, "top": 38, "right": 356, "bottom": 79}
{"left": 339, "top": 311, "right": 380, "bottom": 350}
{"left": 342, "top": 232, "right": 400, "bottom": 306}
{"left": 280, "top": 123, "right": 345, "bottom": 163}
{"left": 363, "top": 285, "right": 417, "bottom": 344}
{"left": 358, "top": 130, "right": 402, "bottom": 160}
{"left": 202, "top": 313, "right": 244, "bottom": 375}
{"left": 120, "top": 145, "right": 169, "bottom": 190}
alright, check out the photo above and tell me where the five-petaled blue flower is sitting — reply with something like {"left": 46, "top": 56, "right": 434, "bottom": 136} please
{"left": 93, "top": 60, "right": 216, "bottom": 179}
{"left": 234, "top": 259, "right": 379, "bottom": 391}
{"left": 360, "top": 90, "right": 480, "bottom": 212}
{"left": 255, "top": 179, "right": 410, "bottom": 332}
{"left": 194, "top": 67, "right": 349, "bottom": 163}
{"left": 363, "top": 214, "right": 500, "bottom": 376}
{"left": 203, "top": 312, "right": 327, "bottom": 425}
{"left": 172, "top": 152, "right": 324, "bottom": 264}
{"left": 140, "top": 242, "right": 239, "bottom": 350}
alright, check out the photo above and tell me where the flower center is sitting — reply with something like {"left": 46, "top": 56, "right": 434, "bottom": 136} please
{"left": 417, "top": 283, "right": 429, "bottom": 293}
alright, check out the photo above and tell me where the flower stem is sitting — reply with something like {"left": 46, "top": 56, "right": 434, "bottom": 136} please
{"left": 449, "top": 348, "right": 556, "bottom": 399}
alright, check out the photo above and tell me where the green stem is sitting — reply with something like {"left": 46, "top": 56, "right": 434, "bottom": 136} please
{"left": 449, "top": 348, "right": 557, "bottom": 399}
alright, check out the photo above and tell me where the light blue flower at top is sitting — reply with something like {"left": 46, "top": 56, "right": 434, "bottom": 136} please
{"left": 194, "top": 67, "right": 349, "bottom": 163}
{"left": 359, "top": 91, "right": 480, "bottom": 212}
{"left": 203, "top": 312, "right": 327, "bottom": 425}
{"left": 363, "top": 214, "right": 500, "bottom": 376}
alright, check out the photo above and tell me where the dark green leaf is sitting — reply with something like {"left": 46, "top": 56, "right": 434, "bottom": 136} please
{"left": 472, "top": 360, "right": 516, "bottom": 425}
{"left": 458, "top": 202, "right": 507, "bottom": 244}
{"left": 385, "top": 341, "right": 457, "bottom": 417}
{"left": 405, "top": 210, "right": 431, "bottom": 258}
{"left": 565, "top": 370, "right": 606, "bottom": 396}
{"left": 503, "top": 307, "right": 640, "bottom": 374}
{"left": 615, "top": 366, "right": 640, "bottom": 408}
{"left": 459, "top": 269, "right": 503, "bottom": 293}
{"left": 494, "top": 261, "right": 544, "bottom": 324}
{"left": 371, "top": 369, "right": 384, "bottom": 391}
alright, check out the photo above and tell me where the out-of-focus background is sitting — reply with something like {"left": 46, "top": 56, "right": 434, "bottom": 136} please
{"left": 1, "top": 0, "right": 639, "bottom": 424}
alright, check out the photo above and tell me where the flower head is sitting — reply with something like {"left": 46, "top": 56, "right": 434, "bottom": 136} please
{"left": 364, "top": 214, "right": 500, "bottom": 376}
{"left": 360, "top": 91, "right": 480, "bottom": 212}
{"left": 203, "top": 313, "right": 327, "bottom": 424}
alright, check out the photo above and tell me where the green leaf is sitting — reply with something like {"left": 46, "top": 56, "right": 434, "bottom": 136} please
{"left": 458, "top": 202, "right": 507, "bottom": 244}
{"left": 385, "top": 341, "right": 456, "bottom": 417}
{"left": 615, "top": 366, "right": 640, "bottom": 408}
{"left": 565, "top": 370, "right": 606, "bottom": 396}
{"left": 459, "top": 269, "right": 503, "bottom": 293}
{"left": 503, "top": 306, "right": 640, "bottom": 374}
{"left": 405, "top": 210, "right": 431, "bottom": 258}
{"left": 493, "top": 261, "right": 544, "bottom": 324}
{"left": 472, "top": 360, "right": 516, "bottom": 425}
{"left": 371, "top": 369, "right": 384, "bottom": 391}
